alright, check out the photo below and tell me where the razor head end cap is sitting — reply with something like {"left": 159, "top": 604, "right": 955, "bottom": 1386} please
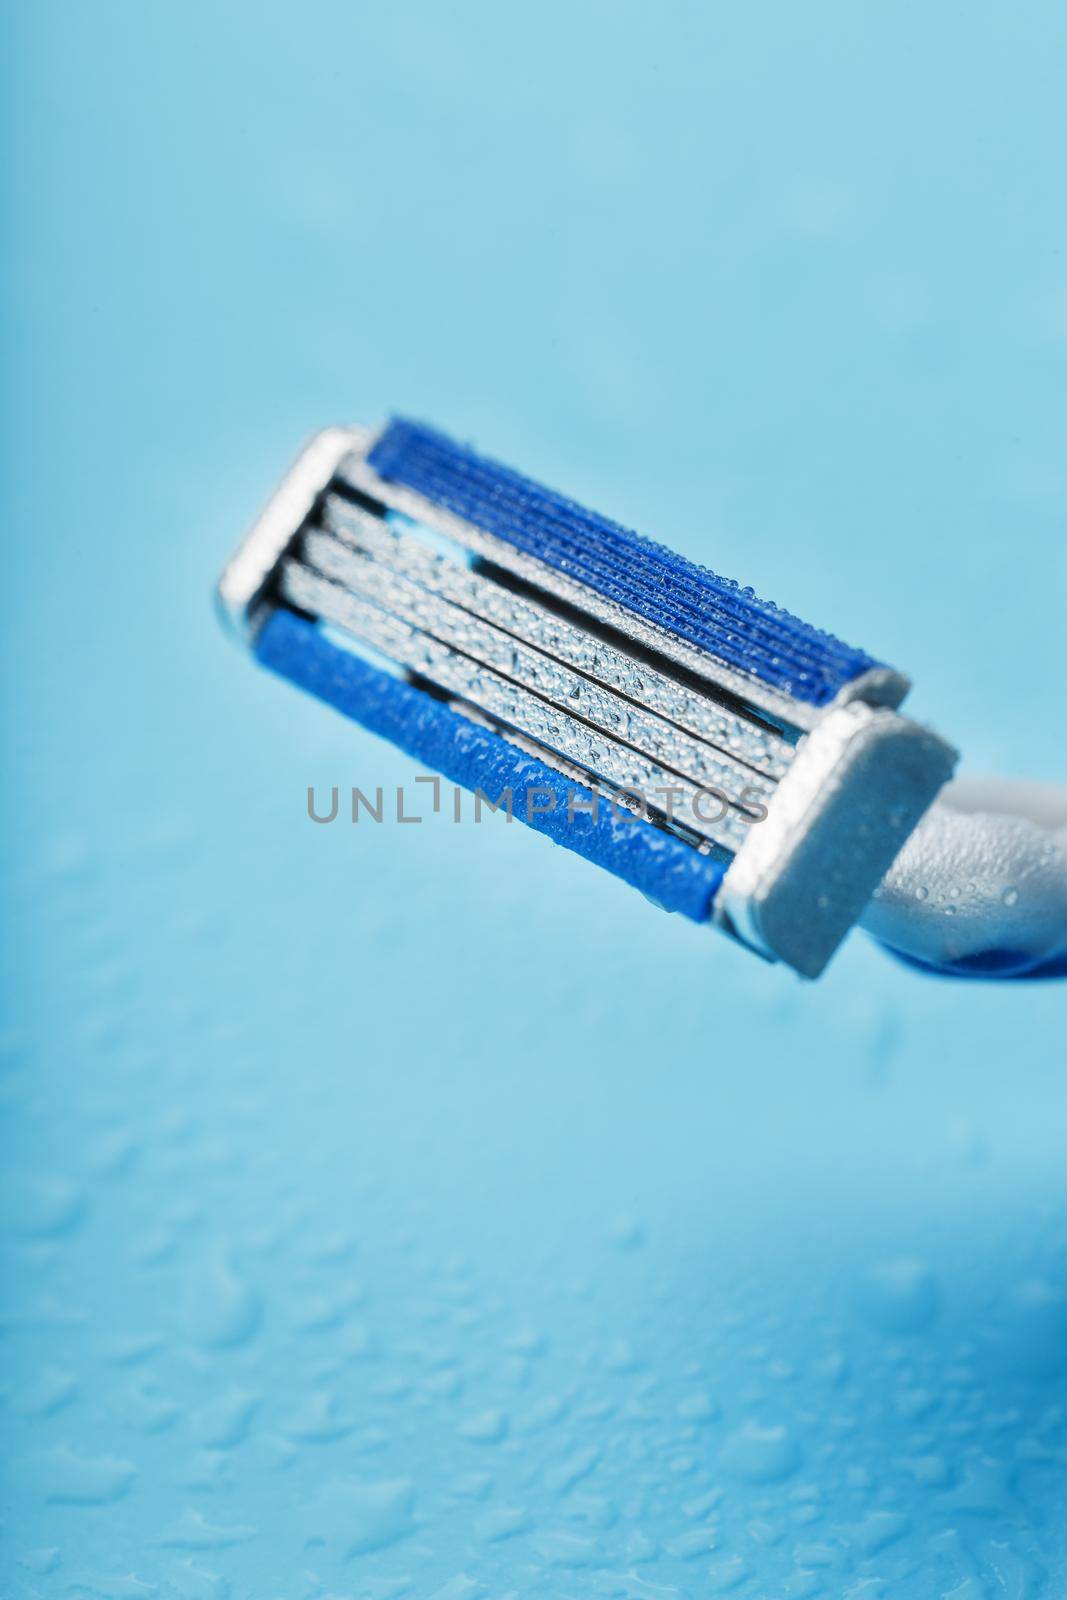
{"left": 719, "top": 704, "right": 959, "bottom": 977}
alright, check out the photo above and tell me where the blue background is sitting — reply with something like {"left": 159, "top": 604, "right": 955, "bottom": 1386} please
{"left": 2, "top": 3, "right": 1066, "bottom": 1595}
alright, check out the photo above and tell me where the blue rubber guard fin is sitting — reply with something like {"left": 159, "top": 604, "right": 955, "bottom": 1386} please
{"left": 368, "top": 418, "right": 880, "bottom": 707}
{"left": 256, "top": 609, "right": 727, "bottom": 921}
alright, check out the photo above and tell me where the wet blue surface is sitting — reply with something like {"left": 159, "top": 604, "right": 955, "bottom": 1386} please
{"left": 3, "top": 2, "right": 1067, "bottom": 1596}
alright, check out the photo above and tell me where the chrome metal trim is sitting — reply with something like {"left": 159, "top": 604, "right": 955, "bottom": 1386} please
{"left": 216, "top": 426, "right": 370, "bottom": 643}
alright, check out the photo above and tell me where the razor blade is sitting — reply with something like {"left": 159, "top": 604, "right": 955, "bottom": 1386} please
{"left": 217, "top": 419, "right": 958, "bottom": 977}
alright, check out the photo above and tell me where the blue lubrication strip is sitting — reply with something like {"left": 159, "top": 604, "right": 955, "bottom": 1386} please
{"left": 367, "top": 418, "right": 881, "bottom": 707}
{"left": 256, "top": 609, "right": 726, "bottom": 922}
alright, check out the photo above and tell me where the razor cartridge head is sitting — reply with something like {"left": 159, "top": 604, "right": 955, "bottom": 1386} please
{"left": 218, "top": 420, "right": 957, "bottom": 977}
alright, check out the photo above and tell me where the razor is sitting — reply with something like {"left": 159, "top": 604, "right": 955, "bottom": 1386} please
{"left": 217, "top": 419, "right": 958, "bottom": 977}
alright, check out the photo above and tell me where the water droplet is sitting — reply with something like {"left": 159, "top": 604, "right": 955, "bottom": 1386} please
{"left": 183, "top": 1255, "right": 259, "bottom": 1350}
{"left": 458, "top": 1408, "right": 508, "bottom": 1443}
{"left": 677, "top": 1390, "right": 719, "bottom": 1422}
{"left": 719, "top": 1421, "right": 800, "bottom": 1484}
{"left": 474, "top": 1505, "right": 530, "bottom": 1543}
{"left": 856, "top": 1257, "right": 940, "bottom": 1333}
{"left": 42, "top": 1445, "right": 136, "bottom": 1505}
{"left": 4, "top": 1175, "right": 87, "bottom": 1238}
{"left": 302, "top": 1477, "right": 416, "bottom": 1559}
{"left": 159, "top": 1510, "right": 256, "bottom": 1550}
{"left": 708, "top": 1554, "right": 751, "bottom": 1591}
{"left": 282, "top": 1389, "right": 353, "bottom": 1443}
